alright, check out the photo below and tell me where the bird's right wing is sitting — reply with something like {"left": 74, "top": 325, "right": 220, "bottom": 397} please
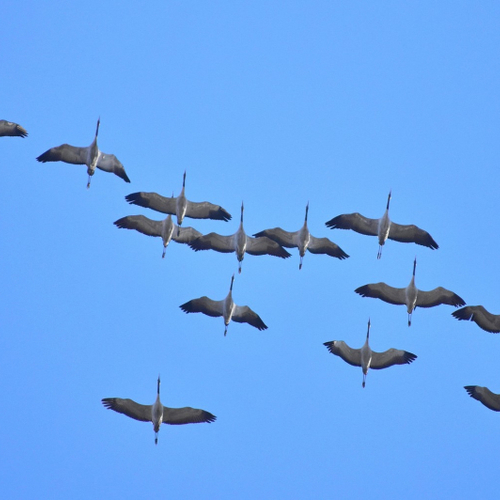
{"left": 125, "top": 192, "right": 177, "bottom": 214}
{"left": 464, "top": 386, "right": 500, "bottom": 411}
{"left": 252, "top": 228, "right": 297, "bottom": 248}
{"left": 188, "top": 233, "right": 235, "bottom": 253}
{"left": 325, "top": 213, "right": 379, "bottom": 236}
{"left": 370, "top": 349, "right": 417, "bottom": 369}
{"left": 179, "top": 297, "right": 224, "bottom": 317}
{"left": 36, "top": 144, "right": 88, "bottom": 164}
{"left": 355, "top": 283, "right": 407, "bottom": 306}
{"left": 101, "top": 398, "right": 152, "bottom": 422}
{"left": 452, "top": 305, "right": 500, "bottom": 333}
{"left": 323, "top": 340, "right": 361, "bottom": 367}
{"left": 114, "top": 215, "right": 163, "bottom": 237}
{"left": 173, "top": 226, "right": 203, "bottom": 244}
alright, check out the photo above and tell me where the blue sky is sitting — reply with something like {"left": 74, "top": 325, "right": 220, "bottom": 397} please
{"left": 2, "top": 2, "right": 500, "bottom": 498}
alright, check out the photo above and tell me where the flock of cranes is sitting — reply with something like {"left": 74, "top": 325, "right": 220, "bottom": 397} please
{"left": 4, "top": 116, "right": 499, "bottom": 444}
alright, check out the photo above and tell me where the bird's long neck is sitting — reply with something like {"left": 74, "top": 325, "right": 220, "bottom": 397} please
{"left": 157, "top": 376, "right": 161, "bottom": 397}
{"left": 239, "top": 202, "right": 244, "bottom": 228}
{"left": 386, "top": 191, "right": 392, "bottom": 210}
{"left": 304, "top": 203, "right": 309, "bottom": 224}
{"left": 95, "top": 118, "right": 100, "bottom": 139}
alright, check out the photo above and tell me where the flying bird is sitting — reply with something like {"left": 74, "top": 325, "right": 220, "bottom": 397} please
{"left": 464, "top": 385, "right": 500, "bottom": 412}
{"left": 125, "top": 171, "right": 231, "bottom": 235}
{"left": 253, "top": 202, "right": 349, "bottom": 269}
{"left": 0, "top": 120, "right": 28, "bottom": 138}
{"left": 188, "top": 202, "right": 291, "bottom": 273}
{"left": 114, "top": 214, "right": 202, "bottom": 258}
{"left": 36, "top": 118, "right": 130, "bottom": 188}
{"left": 355, "top": 258, "right": 465, "bottom": 326}
{"left": 325, "top": 191, "right": 438, "bottom": 259}
{"left": 179, "top": 274, "right": 267, "bottom": 336}
{"left": 101, "top": 376, "right": 216, "bottom": 445}
{"left": 323, "top": 319, "right": 417, "bottom": 387}
{"left": 452, "top": 305, "right": 500, "bottom": 333}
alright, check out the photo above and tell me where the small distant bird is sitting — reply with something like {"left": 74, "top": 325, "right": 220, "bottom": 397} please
{"left": 253, "top": 202, "right": 349, "bottom": 269}
{"left": 325, "top": 191, "right": 438, "bottom": 259}
{"left": 464, "top": 385, "right": 500, "bottom": 412}
{"left": 125, "top": 171, "right": 231, "bottom": 235}
{"left": 114, "top": 214, "right": 201, "bottom": 258}
{"left": 452, "top": 306, "right": 500, "bottom": 333}
{"left": 355, "top": 258, "right": 465, "bottom": 326}
{"left": 0, "top": 120, "right": 28, "bottom": 138}
{"left": 323, "top": 319, "right": 417, "bottom": 388}
{"left": 179, "top": 274, "right": 267, "bottom": 336}
{"left": 102, "top": 376, "right": 216, "bottom": 445}
{"left": 189, "top": 202, "right": 291, "bottom": 273}
{"left": 36, "top": 118, "right": 130, "bottom": 188}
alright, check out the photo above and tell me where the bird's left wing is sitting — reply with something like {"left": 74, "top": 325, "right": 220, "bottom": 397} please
{"left": 232, "top": 305, "right": 268, "bottom": 330}
{"left": 163, "top": 406, "right": 217, "bottom": 425}
{"left": 416, "top": 287, "right": 465, "bottom": 308}
{"left": 370, "top": 348, "right": 417, "bottom": 369}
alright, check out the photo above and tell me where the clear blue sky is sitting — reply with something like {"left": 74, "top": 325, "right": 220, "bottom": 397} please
{"left": 2, "top": 2, "right": 500, "bottom": 499}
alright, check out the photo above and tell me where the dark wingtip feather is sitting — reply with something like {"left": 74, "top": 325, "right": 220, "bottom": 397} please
{"left": 323, "top": 341, "right": 335, "bottom": 354}
{"left": 36, "top": 151, "right": 50, "bottom": 163}
{"left": 219, "top": 208, "right": 232, "bottom": 222}
{"left": 179, "top": 302, "right": 191, "bottom": 313}
{"left": 188, "top": 239, "right": 206, "bottom": 252}
{"left": 337, "top": 249, "right": 349, "bottom": 260}
{"left": 325, "top": 215, "right": 343, "bottom": 229}
{"left": 101, "top": 398, "right": 114, "bottom": 409}
{"left": 17, "top": 127, "right": 28, "bottom": 138}
{"left": 354, "top": 285, "right": 369, "bottom": 297}
{"left": 464, "top": 386, "right": 477, "bottom": 399}
{"left": 279, "top": 247, "right": 292, "bottom": 259}
{"left": 454, "top": 295, "right": 466, "bottom": 307}
{"left": 113, "top": 217, "right": 127, "bottom": 229}
{"left": 125, "top": 192, "right": 141, "bottom": 204}
{"left": 452, "top": 307, "right": 472, "bottom": 322}
{"left": 205, "top": 412, "right": 217, "bottom": 423}
{"left": 404, "top": 352, "right": 417, "bottom": 364}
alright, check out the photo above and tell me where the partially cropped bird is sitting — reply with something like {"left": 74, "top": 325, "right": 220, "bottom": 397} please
{"left": 102, "top": 376, "right": 216, "bottom": 445}
{"left": 125, "top": 171, "right": 231, "bottom": 235}
{"left": 189, "top": 202, "right": 291, "bottom": 273}
{"left": 323, "top": 319, "right": 417, "bottom": 387}
{"left": 355, "top": 258, "right": 465, "bottom": 326}
{"left": 452, "top": 305, "right": 500, "bottom": 333}
{"left": 325, "top": 191, "right": 438, "bottom": 259}
{"left": 464, "top": 385, "right": 500, "bottom": 412}
{"left": 114, "top": 214, "right": 201, "bottom": 258}
{"left": 0, "top": 120, "right": 28, "bottom": 138}
{"left": 179, "top": 274, "right": 267, "bottom": 336}
{"left": 253, "top": 202, "right": 349, "bottom": 269}
{"left": 36, "top": 118, "right": 130, "bottom": 188}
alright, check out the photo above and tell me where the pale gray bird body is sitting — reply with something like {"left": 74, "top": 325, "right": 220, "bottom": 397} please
{"left": 36, "top": 118, "right": 130, "bottom": 187}
{"left": 102, "top": 376, "right": 216, "bottom": 445}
